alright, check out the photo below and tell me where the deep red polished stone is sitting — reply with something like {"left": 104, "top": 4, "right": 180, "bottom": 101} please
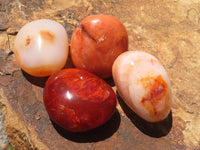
{"left": 43, "top": 68, "right": 117, "bottom": 132}
{"left": 70, "top": 15, "right": 128, "bottom": 79}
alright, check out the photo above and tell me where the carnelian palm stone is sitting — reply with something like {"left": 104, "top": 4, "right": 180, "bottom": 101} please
{"left": 71, "top": 15, "right": 128, "bottom": 79}
{"left": 43, "top": 68, "right": 117, "bottom": 132}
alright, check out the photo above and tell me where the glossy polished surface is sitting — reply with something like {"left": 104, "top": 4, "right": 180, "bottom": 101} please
{"left": 71, "top": 15, "right": 128, "bottom": 79}
{"left": 14, "top": 19, "right": 69, "bottom": 77}
{"left": 113, "top": 51, "right": 172, "bottom": 122}
{"left": 43, "top": 69, "right": 117, "bottom": 132}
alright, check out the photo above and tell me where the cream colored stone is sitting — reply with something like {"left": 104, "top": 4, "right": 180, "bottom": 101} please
{"left": 113, "top": 51, "right": 172, "bottom": 122}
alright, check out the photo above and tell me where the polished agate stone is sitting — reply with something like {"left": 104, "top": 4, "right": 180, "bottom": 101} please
{"left": 112, "top": 51, "right": 172, "bottom": 122}
{"left": 14, "top": 19, "right": 69, "bottom": 77}
{"left": 70, "top": 15, "right": 128, "bottom": 79}
{"left": 43, "top": 68, "right": 117, "bottom": 132}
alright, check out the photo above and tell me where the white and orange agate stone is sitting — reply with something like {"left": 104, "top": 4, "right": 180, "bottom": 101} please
{"left": 14, "top": 19, "right": 69, "bottom": 77}
{"left": 112, "top": 51, "right": 172, "bottom": 122}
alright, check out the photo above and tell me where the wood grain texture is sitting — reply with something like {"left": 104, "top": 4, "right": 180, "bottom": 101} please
{"left": 0, "top": 0, "right": 200, "bottom": 149}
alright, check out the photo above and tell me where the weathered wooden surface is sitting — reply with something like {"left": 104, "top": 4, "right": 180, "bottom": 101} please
{"left": 0, "top": 0, "right": 200, "bottom": 149}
